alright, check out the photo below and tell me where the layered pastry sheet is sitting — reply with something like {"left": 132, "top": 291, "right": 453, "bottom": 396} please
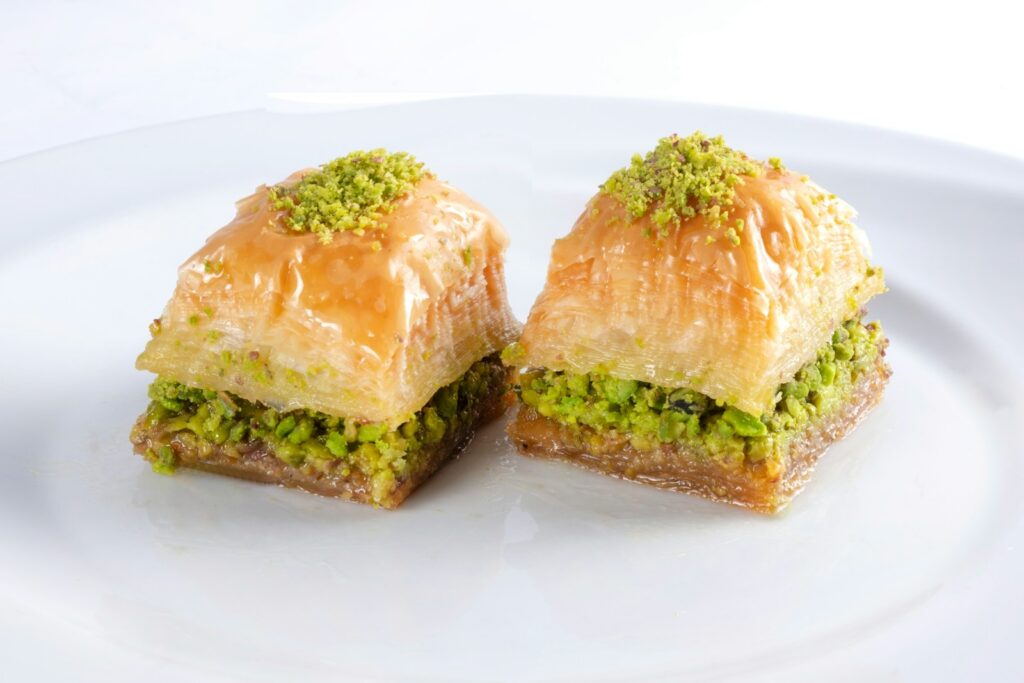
{"left": 504, "top": 132, "right": 889, "bottom": 512}
{"left": 132, "top": 150, "right": 520, "bottom": 508}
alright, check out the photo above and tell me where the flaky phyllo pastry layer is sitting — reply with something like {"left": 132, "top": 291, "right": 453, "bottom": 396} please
{"left": 138, "top": 157, "right": 520, "bottom": 425}
{"left": 133, "top": 150, "right": 520, "bottom": 507}
{"left": 509, "top": 138, "right": 884, "bottom": 417}
{"left": 505, "top": 132, "right": 889, "bottom": 512}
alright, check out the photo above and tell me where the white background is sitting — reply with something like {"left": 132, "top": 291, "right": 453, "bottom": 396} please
{"left": 3, "top": 0, "right": 1023, "bottom": 162}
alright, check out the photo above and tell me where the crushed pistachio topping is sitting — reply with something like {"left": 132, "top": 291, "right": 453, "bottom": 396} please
{"left": 500, "top": 341, "right": 527, "bottom": 365}
{"left": 600, "top": 131, "right": 763, "bottom": 236}
{"left": 511, "top": 317, "right": 884, "bottom": 467}
{"left": 268, "top": 149, "right": 429, "bottom": 244}
{"left": 136, "top": 355, "right": 506, "bottom": 504}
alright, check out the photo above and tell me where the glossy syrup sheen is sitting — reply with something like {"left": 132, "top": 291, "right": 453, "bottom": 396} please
{"left": 515, "top": 168, "right": 884, "bottom": 416}
{"left": 137, "top": 175, "right": 521, "bottom": 422}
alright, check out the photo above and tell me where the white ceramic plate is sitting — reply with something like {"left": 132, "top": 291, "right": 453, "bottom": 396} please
{"left": 2, "top": 97, "right": 1023, "bottom": 682}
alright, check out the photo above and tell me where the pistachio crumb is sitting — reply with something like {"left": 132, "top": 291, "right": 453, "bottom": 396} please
{"left": 600, "top": 131, "right": 762, "bottom": 236}
{"left": 268, "top": 149, "right": 428, "bottom": 244}
{"left": 151, "top": 445, "right": 176, "bottom": 475}
{"left": 500, "top": 341, "right": 526, "bottom": 364}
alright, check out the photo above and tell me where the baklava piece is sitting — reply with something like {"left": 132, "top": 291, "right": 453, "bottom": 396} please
{"left": 505, "top": 133, "right": 889, "bottom": 513}
{"left": 132, "top": 150, "right": 520, "bottom": 508}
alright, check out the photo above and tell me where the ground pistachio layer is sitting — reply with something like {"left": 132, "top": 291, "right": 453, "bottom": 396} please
{"left": 514, "top": 317, "right": 885, "bottom": 467}
{"left": 134, "top": 354, "right": 506, "bottom": 500}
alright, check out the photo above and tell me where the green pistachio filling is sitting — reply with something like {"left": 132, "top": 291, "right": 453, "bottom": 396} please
{"left": 514, "top": 317, "right": 884, "bottom": 467}
{"left": 600, "top": 131, "right": 764, "bottom": 235}
{"left": 268, "top": 149, "right": 428, "bottom": 243}
{"left": 138, "top": 355, "right": 504, "bottom": 502}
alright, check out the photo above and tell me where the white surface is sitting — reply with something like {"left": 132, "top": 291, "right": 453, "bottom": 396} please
{"left": 1, "top": 97, "right": 1023, "bottom": 682}
{"left": 3, "top": 0, "right": 1024, "bottom": 162}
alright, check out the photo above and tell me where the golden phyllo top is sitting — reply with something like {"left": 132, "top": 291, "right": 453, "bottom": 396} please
{"left": 138, "top": 151, "right": 521, "bottom": 423}
{"left": 511, "top": 132, "right": 884, "bottom": 417}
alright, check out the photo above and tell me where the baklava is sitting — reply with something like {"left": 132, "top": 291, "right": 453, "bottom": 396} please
{"left": 131, "top": 150, "right": 520, "bottom": 508}
{"left": 505, "top": 132, "right": 889, "bottom": 513}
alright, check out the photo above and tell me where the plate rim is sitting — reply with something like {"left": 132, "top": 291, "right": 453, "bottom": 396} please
{"left": 2, "top": 95, "right": 1022, "bottom": 683}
